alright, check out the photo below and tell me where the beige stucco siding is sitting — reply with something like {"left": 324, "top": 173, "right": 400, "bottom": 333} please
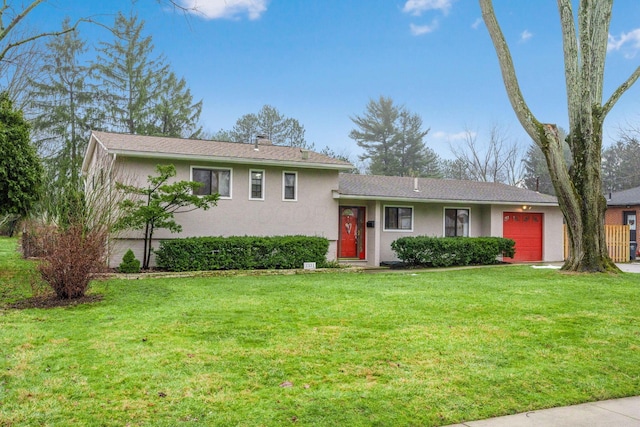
{"left": 375, "top": 203, "right": 488, "bottom": 262}
{"left": 335, "top": 200, "right": 563, "bottom": 264}
{"left": 109, "top": 156, "right": 340, "bottom": 267}
{"left": 83, "top": 140, "right": 113, "bottom": 194}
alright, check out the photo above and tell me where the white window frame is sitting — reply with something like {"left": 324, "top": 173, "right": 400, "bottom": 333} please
{"left": 249, "top": 169, "right": 265, "bottom": 201}
{"left": 190, "top": 166, "right": 233, "bottom": 199}
{"left": 443, "top": 207, "right": 471, "bottom": 237}
{"left": 383, "top": 205, "right": 414, "bottom": 232}
{"left": 282, "top": 171, "right": 298, "bottom": 201}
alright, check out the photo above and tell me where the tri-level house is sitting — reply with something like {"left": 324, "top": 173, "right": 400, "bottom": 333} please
{"left": 82, "top": 131, "right": 564, "bottom": 268}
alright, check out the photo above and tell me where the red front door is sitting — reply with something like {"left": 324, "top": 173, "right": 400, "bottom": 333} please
{"left": 339, "top": 207, "right": 365, "bottom": 259}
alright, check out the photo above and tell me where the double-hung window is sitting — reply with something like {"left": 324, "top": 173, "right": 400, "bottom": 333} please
{"left": 250, "top": 170, "right": 265, "bottom": 200}
{"left": 283, "top": 172, "right": 297, "bottom": 201}
{"left": 192, "top": 167, "right": 231, "bottom": 198}
{"left": 444, "top": 208, "right": 469, "bottom": 237}
{"left": 384, "top": 206, "right": 413, "bottom": 231}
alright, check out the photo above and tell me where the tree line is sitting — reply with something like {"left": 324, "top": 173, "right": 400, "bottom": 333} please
{"left": 24, "top": 13, "right": 203, "bottom": 224}
{"left": 348, "top": 96, "right": 640, "bottom": 196}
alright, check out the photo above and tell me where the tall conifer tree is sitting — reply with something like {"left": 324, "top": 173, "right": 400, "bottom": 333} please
{"left": 350, "top": 96, "right": 439, "bottom": 177}
{"left": 94, "top": 12, "right": 202, "bottom": 137}
{"left": 28, "top": 18, "right": 95, "bottom": 221}
{"left": 93, "top": 12, "right": 167, "bottom": 134}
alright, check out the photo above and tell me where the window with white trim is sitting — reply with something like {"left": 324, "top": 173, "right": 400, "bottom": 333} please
{"left": 249, "top": 169, "right": 264, "bottom": 200}
{"left": 192, "top": 167, "right": 231, "bottom": 198}
{"left": 384, "top": 206, "right": 413, "bottom": 231}
{"left": 283, "top": 171, "right": 297, "bottom": 201}
{"left": 444, "top": 208, "right": 469, "bottom": 237}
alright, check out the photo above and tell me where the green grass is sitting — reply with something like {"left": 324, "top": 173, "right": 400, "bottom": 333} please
{"left": 0, "top": 237, "right": 41, "bottom": 303}
{"left": 1, "top": 236, "right": 640, "bottom": 426}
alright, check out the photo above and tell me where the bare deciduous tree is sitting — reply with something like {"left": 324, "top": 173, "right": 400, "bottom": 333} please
{"left": 480, "top": 0, "right": 640, "bottom": 272}
{"left": 0, "top": 1, "right": 79, "bottom": 65}
{"left": 449, "top": 125, "right": 523, "bottom": 186}
{"left": 602, "top": 126, "right": 640, "bottom": 192}
{"left": 0, "top": 29, "right": 44, "bottom": 111}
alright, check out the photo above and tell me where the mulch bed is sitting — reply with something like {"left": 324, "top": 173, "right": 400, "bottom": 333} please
{"left": 3, "top": 294, "right": 103, "bottom": 310}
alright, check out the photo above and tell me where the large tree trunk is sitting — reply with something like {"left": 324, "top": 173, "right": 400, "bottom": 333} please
{"left": 480, "top": 0, "right": 640, "bottom": 272}
{"left": 540, "top": 124, "right": 615, "bottom": 271}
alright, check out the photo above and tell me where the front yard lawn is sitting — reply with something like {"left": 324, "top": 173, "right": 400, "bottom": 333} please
{"left": 1, "top": 237, "right": 639, "bottom": 426}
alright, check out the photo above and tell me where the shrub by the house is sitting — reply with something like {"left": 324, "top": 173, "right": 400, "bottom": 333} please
{"left": 119, "top": 249, "right": 141, "bottom": 273}
{"left": 155, "top": 236, "right": 330, "bottom": 272}
{"left": 391, "top": 236, "right": 515, "bottom": 267}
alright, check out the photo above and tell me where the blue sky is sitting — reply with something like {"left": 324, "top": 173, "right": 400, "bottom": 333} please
{"left": 29, "top": 0, "right": 640, "bottom": 160}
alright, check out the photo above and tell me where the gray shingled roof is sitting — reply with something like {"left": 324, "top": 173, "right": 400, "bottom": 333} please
{"left": 607, "top": 186, "right": 640, "bottom": 206}
{"left": 89, "top": 131, "right": 353, "bottom": 169}
{"left": 338, "top": 174, "right": 558, "bottom": 205}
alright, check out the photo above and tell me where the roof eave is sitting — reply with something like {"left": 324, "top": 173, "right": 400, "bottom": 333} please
{"left": 334, "top": 192, "right": 559, "bottom": 206}
{"left": 81, "top": 133, "right": 110, "bottom": 175}
{"left": 607, "top": 202, "right": 640, "bottom": 207}
{"left": 108, "top": 149, "right": 354, "bottom": 171}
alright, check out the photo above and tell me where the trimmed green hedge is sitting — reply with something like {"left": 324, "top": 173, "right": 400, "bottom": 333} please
{"left": 391, "top": 236, "right": 516, "bottom": 268}
{"left": 155, "top": 236, "right": 330, "bottom": 272}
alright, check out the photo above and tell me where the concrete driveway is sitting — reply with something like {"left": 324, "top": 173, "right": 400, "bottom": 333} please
{"left": 618, "top": 262, "right": 640, "bottom": 273}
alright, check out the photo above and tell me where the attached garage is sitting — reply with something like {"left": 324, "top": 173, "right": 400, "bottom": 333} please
{"left": 503, "top": 212, "right": 543, "bottom": 261}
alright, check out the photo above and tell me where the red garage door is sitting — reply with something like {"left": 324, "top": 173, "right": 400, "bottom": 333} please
{"left": 503, "top": 212, "right": 543, "bottom": 262}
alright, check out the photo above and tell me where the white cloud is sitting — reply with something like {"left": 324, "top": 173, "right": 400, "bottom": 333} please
{"left": 608, "top": 28, "right": 640, "bottom": 57}
{"left": 520, "top": 30, "right": 533, "bottom": 42}
{"left": 410, "top": 20, "right": 439, "bottom": 36}
{"left": 432, "top": 130, "right": 474, "bottom": 142}
{"left": 403, "top": 0, "right": 455, "bottom": 16}
{"left": 471, "top": 18, "right": 482, "bottom": 30}
{"left": 178, "top": 0, "right": 268, "bottom": 20}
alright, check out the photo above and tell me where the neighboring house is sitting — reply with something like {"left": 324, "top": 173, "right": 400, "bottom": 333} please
{"left": 606, "top": 186, "right": 639, "bottom": 256}
{"left": 82, "top": 131, "right": 564, "bottom": 268}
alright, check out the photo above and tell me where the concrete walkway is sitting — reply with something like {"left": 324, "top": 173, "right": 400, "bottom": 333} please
{"left": 442, "top": 395, "right": 640, "bottom": 426}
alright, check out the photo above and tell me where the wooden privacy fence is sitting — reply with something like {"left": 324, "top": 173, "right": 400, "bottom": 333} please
{"left": 563, "top": 224, "right": 630, "bottom": 262}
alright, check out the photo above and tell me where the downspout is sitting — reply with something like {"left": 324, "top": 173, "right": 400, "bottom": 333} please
{"left": 374, "top": 201, "right": 382, "bottom": 267}
{"left": 106, "top": 153, "right": 117, "bottom": 268}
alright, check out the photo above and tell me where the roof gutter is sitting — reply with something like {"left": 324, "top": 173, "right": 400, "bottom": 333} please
{"left": 332, "top": 191, "right": 559, "bottom": 207}
{"left": 108, "top": 149, "right": 354, "bottom": 171}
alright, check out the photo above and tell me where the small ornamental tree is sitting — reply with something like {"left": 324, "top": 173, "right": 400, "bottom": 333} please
{"left": 114, "top": 164, "right": 219, "bottom": 269}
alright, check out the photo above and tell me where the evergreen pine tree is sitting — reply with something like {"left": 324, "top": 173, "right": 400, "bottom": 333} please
{"left": 93, "top": 12, "right": 202, "bottom": 138}
{"left": 350, "top": 96, "right": 439, "bottom": 177}
{"left": 28, "top": 18, "right": 96, "bottom": 221}
{"left": 93, "top": 12, "right": 169, "bottom": 134}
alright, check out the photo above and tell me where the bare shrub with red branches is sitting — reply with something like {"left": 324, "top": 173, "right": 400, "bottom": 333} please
{"left": 38, "top": 225, "right": 108, "bottom": 299}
